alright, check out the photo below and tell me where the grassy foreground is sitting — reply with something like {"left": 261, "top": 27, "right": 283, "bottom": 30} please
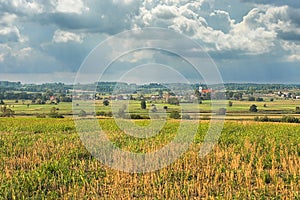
{"left": 0, "top": 118, "right": 299, "bottom": 199}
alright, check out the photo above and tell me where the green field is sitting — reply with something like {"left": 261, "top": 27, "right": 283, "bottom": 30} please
{"left": 4, "top": 99, "right": 300, "bottom": 119}
{"left": 0, "top": 118, "right": 299, "bottom": 199}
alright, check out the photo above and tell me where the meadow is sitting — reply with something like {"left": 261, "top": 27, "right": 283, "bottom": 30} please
{"left": 5, "top": 98, "right": 300, "bottom": 119}
{"left": 0, "top": 118, "right": 299, "bottom": 199}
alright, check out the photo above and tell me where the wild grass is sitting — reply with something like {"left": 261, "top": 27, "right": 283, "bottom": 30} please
{"left": 0, "top": 118, "right": 299, "bottom": 199}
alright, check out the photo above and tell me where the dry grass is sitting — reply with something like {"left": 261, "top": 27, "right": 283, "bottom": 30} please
{"left": 0, "top": 118, "right": 299, "bottom": 199}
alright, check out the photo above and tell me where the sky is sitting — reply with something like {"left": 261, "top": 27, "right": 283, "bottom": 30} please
{"left": 0, "top": 0, "right": 300, "bottom": 84}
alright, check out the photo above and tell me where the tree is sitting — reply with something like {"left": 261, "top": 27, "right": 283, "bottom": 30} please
{"left": 195, "top": 89, "right": 201, "bottom": 99}
{"left": 158, "top": 90, "right": 163, "bottom": 98}
{"left": 103, "top": 99, "right": 110, "bottom": 106}
{"left": 233, "top": 92, "right": 243, "bottom": 100}
{"left": 249, "top": 104, "right": 258, "bottom": 112}
{"left": 141, "top": 100, "right": 146, "bottom": 109}
{"left": 45, "top": 90, "right": 54, "bottom": 100}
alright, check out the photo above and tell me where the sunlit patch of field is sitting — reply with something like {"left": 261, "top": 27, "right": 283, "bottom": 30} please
{"left": 0, "top": 118, "right": 299, "bottom": 199}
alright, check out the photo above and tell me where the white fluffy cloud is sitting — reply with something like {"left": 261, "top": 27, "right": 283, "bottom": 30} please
{"left": 54, "top": 0, "right": 89, "bottom": 14}
{"left": 133, "top": 2, "right": 300, "bottom": 57}
{"left": 53, "top": 29, "right": 83, "bottom": 43}
{"left": 0, "top": 13, "right": 26, "bottom": 43}
{"left": 0, "top": 0, "right": 300, "bottom": 83}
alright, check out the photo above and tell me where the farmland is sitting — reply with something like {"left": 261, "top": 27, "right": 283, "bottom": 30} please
{"left": 1, "top": 82, "right": 300, "bottom": 199}
{"left": 3, "top": 98, "right": 300, "bottom": 121}
{"left": 0, "top": 118, "right": 299, "bottom": 199}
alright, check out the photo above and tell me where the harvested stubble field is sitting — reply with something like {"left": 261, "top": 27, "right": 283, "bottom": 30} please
{"left": 0, "top": 118, "right": 299, "bottom": 199}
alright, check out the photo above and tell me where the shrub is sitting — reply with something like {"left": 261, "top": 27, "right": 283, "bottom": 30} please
{"left": 96, "top": 111, "right": 113, "bottom": 117}
{"left": 106, "top": 112, "right": 113, "bottom": 117}
{"left": 48, "top": 107, "right": 64, "bottom": 118}
{"left": 0, "top": 106, "right": 14, "bottom": 117}
{"left": 141, "top": 100, "right": 146, "bottom": 109}
{"left": 36, "top": 113, "right": 46, "bottom": 118}
{"left": 151, "top": 106, "right": 157, "bottom": 113}
{"left": 103, "top": 99, "right": 109, "bottom": 106}
{"left": 168, "top": 98, "right": 180, "bottom": 105}
{"left": 281, "top": 116, "right": 299, "bottom": 123}
{"left": 130, "top": 114, "right": 150, "bottom": 119}
{"left": 96, "top": 111, "right": 106, "bottom": 116}
{"left": 78, "top": 110, "right": 87, "bottom": 117}
{"left": 254, "top": 116, "right": 298, "bottom": 123}
{"left": 248, "top": 96, "right": 255, "bottom": 101}
{"left": 228, "top": 101, "right": 233, "bottom": 107}
{"left": 249, "top": 105, "right": 258, "bottom": 112}
{"left": 169, "top": 111, "right": 181, "bottom": 119}
{"left": 295, "top": 107, "right": 300, "bottom": 114}
{"left": 182, "top": 114, "right": 191, "bottom": 120}
{"left": 256, "top": 97, "right": 264, "bottom": 102}
{"left": 217, "top": 108, "right": 227, "bottom": 115}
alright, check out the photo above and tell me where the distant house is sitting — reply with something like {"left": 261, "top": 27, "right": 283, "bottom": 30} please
{"left": 50, "top": 96, "right": 56, "bottom": 101}
{"left": 202, "top": 89, "right": 213, "bottom": 94}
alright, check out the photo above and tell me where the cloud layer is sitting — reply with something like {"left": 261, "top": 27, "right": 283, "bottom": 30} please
{"left": 0, "top": 0, "right": 299, "bottom": 83}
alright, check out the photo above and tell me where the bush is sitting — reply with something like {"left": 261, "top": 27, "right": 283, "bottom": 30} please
{"left": 36, "top": 113, "right": 46, "bottom": 118}
{"left": 256, "top": 97, "right": 264, "bottom": 102}
{"left": 169, "top": 111, "right": 181, "bottom": 119}
{"left": 141, "top": 100, "right": 146, "bottom": 109}
{"left": 295, "top": 107, "right": 300, "bottom": 114}
{"left": 48, "top": 107, "right": 64, "bottom": 118}
{"left": 228, "top": 101, "right": 233, "bottom": 107}
{"left": 151, "top": 106, "right": 157, "bottom": 113}
{"left": 281, "top": 116, "right": 299, "bottom": 123}
{"left": 103, "top": 99, "right": 109, "bottom": 106}
{"left": 168, "top": 98, "right": 180, "bottom": 105}
{"left": 249, "top": 105, "right": 258, "bottom": 112}
{"left": 254, "top": 116, "right": 298, "bottom": 123}
{"left": 248, "top": 96, "right": 255, "bottom": 101}
{"left": 78, "top": 110, "right": 87, "bottom": 117}
{"left": 96, "top": 111, "right": 106, "bottom": 116}
{"left": 130, "top": 114, "right": 150, "bottom": 119}
{"left": 217, "top": 108, "right": 226, "bottom": 115}
{"left": 0, "top": 106, "right": 14, "bottom": 117}
{"left": 96, "top": 111, "right": 113, "bottom": 117}
{"left": 182, "top": 114, "right": 191, "bottom": 120}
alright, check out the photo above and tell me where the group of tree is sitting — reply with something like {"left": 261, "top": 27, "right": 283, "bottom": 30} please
{"left": 254, "top": 115, "right": 299, "bottom": 123}
{"left": 0, "top": 106, "right": 14, "bottom": 117}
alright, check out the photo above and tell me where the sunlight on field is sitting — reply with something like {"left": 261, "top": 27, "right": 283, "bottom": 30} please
{"left": 0, "top": 118, "right": 299, "bottom": 199}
